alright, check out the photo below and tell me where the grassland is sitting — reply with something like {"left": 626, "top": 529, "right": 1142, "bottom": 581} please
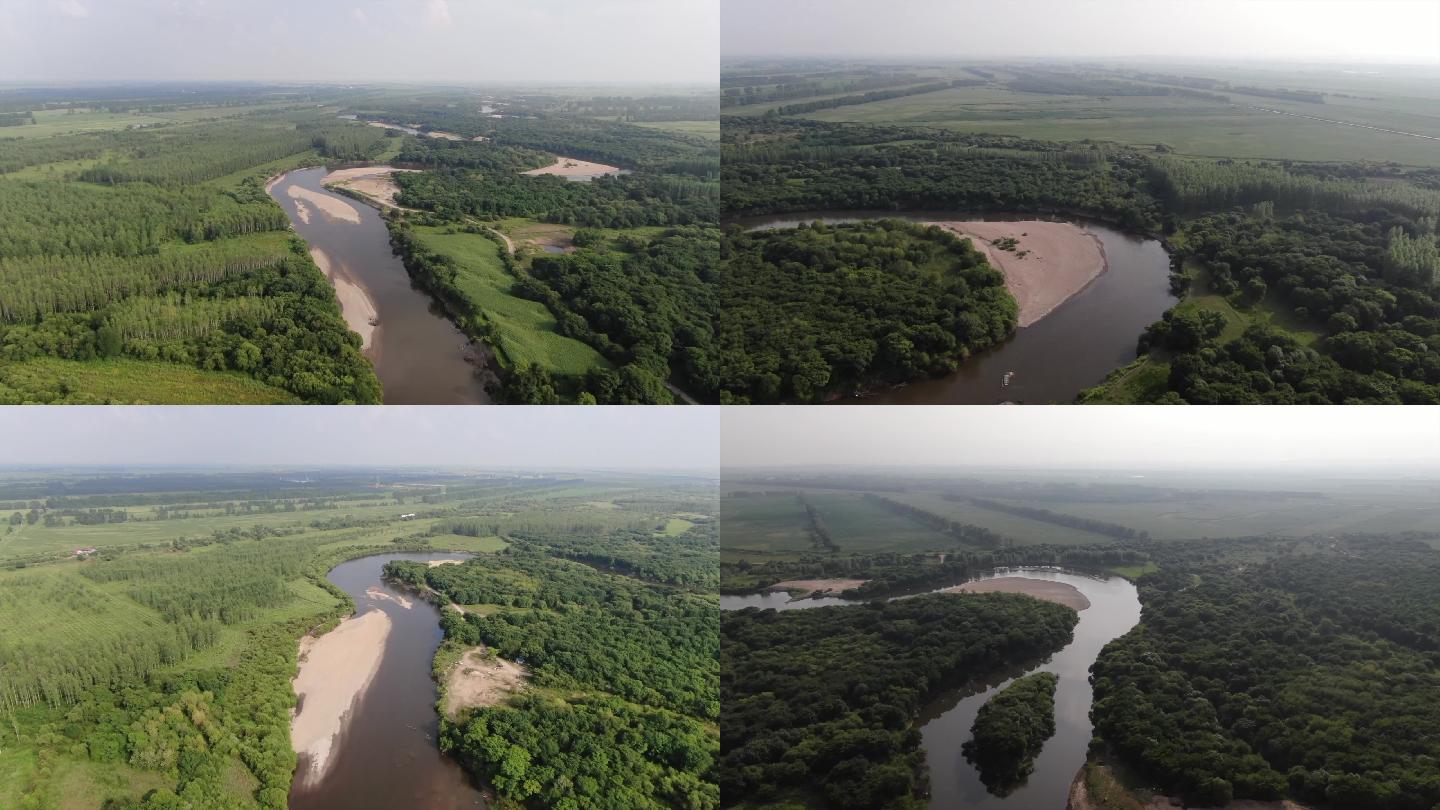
{"left": 882, "top": 492, "right": 1117, "bottom": 546}
{"left": 720, "top": 494, "right": 816, "bottom": 555}
{"left": 804, "top": 493, "right": 954, "bottom": 553}
{"left": 631, "top": 120, "right": 721, "bottom": 139}
{"left": 411, "top": 225, "right": 610, "bottom": 375}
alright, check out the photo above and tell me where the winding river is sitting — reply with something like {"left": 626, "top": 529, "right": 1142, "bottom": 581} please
{"left": 269, "top": 167, "right": 490, "bottom": 404}
{"left": 735, "top": 212, "right": 1175, "bottom": 404}
{"left": 720, "top": 568, "right": 1142, "bottom": 809}
{"left": 289, "top": 552, "right": 486, "bottom": 810}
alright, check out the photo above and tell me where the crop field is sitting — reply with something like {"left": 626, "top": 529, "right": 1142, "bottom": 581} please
{"left": 631, "top": 120, "right": 721, "bottom": 139}
{"left": 803, "top": 492, "right": 954, "bottom": 553}
{"left": 881, "top": 492, "right": 1117, "bottom": 546}
{"left": 412, "top": 226, "right": 610, "bottom": 375}
{"left": 720, "top": 493, "right": 816, "bottom": 554}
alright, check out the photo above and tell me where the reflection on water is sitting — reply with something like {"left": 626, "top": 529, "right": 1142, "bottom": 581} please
{"left": 735, "top": 212, "right": 1175, "bottom": 404}
{"left": 288, "top": 553, "right": 486, "bottom": 810}
{"left": 721, "top": 568, "right": 1142, "bottom": 809}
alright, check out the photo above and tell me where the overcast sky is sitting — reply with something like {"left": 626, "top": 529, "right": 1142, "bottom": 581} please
{"left": 722, "top": 407, "right": 1440, "bottom": 472}
{"left": 0, "top": 0, "right": 717, "bottom": 84}
{"left": 724, "top": 0, "right": 1440, "bottom": 65}
{"left": 0, "top": 407, "right": 719, "bottom": 472}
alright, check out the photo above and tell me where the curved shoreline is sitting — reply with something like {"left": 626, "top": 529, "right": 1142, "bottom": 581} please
{"left": 291, "top": 609, "right": 392, "bottom": 788}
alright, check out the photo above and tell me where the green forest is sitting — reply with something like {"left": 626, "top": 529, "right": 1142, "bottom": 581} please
{"left": 721, "top": 594, "right": 1077, "bottom": 809}
{"left": 1091, "top": 537, "right": 1440, "bottom": 809}
{"left": 720, "top": 115, "right": 1440, "bottom": 404}
{"left": 0, "top": 469, "right": 717, "bottom": 810}
{"left": 721, "top": 220, "right": 1015, "bottom": 403}
{"left": 960, "top": 672, "right": 1058, "bottom": 796}
{"left": 383, "top": 528, "right": 719, "bottom": 809}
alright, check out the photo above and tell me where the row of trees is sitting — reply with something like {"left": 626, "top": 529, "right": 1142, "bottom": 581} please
{"left": 966, "top": 497, "right": 1150, "bottom": 540}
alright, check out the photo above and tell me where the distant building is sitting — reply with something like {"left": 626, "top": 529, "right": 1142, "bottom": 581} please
{"left": 400, "top": 513, "right": 417, "bottom": 520}
{"left": 73, "top": 547, "right": 98, "bottom": 557}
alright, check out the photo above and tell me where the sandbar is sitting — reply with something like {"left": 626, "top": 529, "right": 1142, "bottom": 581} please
{"left": 365, "top": 585, "right": 413, "bottom": 609}
{"left": 287, "top": 184, "right": 362, "bottom": 224}
{"left": 308, "top": 248, "right": 377, "bottom": 351}
{"left": 521, "top": 156, "right": 621, "bottom": 179}
{"left": 929, "top": 220, "right": 1106, "bottom": 327}
{"left": 944, "top": 577, "right": 1090, "bottom": 611}
{"left": 322, "top": 165, "right": 420, "bottom": 210}
{"left": 291, "top": 609, "right": 392, "bottom": 787}
{"left": 442, "top": 647, "right": 527, "bottom": 719}
{"left": 769, "top": 578, "right": 869, "bottom": 595}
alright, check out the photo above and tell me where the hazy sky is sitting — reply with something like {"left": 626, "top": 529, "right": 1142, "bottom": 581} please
{"left": 0, "top": 407, "right": 719, "bottom": 472}
{"left": 724, "top": 0, "right": 1440, "bottom": 65}
{"left": 723, "top": 407, "right": 1440, "bottom": 472}
{"left": 0, "top": 0, "right": 717, "bottom": 84}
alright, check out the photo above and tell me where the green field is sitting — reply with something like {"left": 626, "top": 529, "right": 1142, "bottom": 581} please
{"left": 803, "top": 493, "right": 953, "bottom": 553}
{"left": 720, "top": 494, "right": 816, "bottom": 554}
{"left": 412, "top": 226, "right": 610, "bottom": 375}
{"left": 631, "top": 120, "right": 720, "bottom": 139}
{"left": 882, "top": 492, "right": 1118, "bottom": 546}
{"left": 795, "top": 80, "right": 1440, "bottom": 166}
{"left": 0, "top": 357, "right": 300, "bottom": 405}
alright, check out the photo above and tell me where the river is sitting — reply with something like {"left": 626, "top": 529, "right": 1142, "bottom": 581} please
{"left": 289, "top": 552, "right": 486, "bottom": 810}
{"left": 720, "top": 568, "right": 1142, "bottom": 809}
{"left": 269, "top": 167, "right": 490, "bottom": 404}
{"left": 735, "top": 212, "right": 1175, "bottom": 404}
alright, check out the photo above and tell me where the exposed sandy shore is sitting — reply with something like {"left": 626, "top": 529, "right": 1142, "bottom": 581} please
{"left": 1066, "top": 763, "right": 1312, "bottom": 810}
{"left": 443, "top": 647, "right": 526, "bottom": 720}
{"left": 930, "top": 220, "right": 1107, "bottom": 328}
{"left": 322, "top": 166, "right": 421, "bottom": 210}
{"left": 291, "top": 610, "right": 391, "bottom": 787}
{"left": 427, "top": 559, "right": 463, "bottom": 568}
{"left": 945, "top": 577, "right": 1090, "bottom": 611}
{"left": 365, "top": 586, "right": 413, "bottom": 609}
{"left": 292, "top": 199, "right": 312, "bottom": 225}
{"left": 308, "top": 248, "right": 377, "bottom": 351}
{"left": 287, "top": 184, "right": 362, "bottom": 224}
{"left": 522, "top": 156, "right": 621, "bottom": 179}
{"left": 769, "top": 578, "right": 869, "bottom": 595}
{"left": 427, "top": 130, "right": 464, "bottom": 141}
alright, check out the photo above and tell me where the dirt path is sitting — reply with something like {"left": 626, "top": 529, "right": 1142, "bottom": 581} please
{"left": 929, "top": 220, "right": 1107, "bottom": 327}
{"left": 945, "top": 577, "right": 1091, "bottom": 611}
{"left": 291, "top": 610, "right": 391, "bottom": 787}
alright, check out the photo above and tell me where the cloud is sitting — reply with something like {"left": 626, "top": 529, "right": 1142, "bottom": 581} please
{"left": 351, "top": 7, "right": 368, "bottom": 24}
{"left": 53, "top": 0, "right": 89, "bottom": 18}
{"left": 422, "top": 0, "right": 450, "bottom": 28}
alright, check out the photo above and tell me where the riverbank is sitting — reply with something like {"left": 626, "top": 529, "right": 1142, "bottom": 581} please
{"left": 308, "top": 248, "right": 378, "bottom": 351}
{"left": 768, "top": 577, "right": 869, "bottom": 596}
{"left": 944, "top": 576, "right": 1091, "bottom": 611}
{"left": 291, "top": 609, "right": 392, "bottom": 787}
{"left": 931, "top": 220, "right": 1107, "bottom": 328}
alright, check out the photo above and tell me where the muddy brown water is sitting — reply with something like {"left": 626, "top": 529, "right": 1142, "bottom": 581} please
{"left": 734, "top": 211, "right": 1175, "bottom": 404}
{"left": 720, "top": 568, "right": 1142, "bottom": 809}
{"left": 288, "top": 552, "right": 487, "bottom": 810}
{"left": 270, "top": 167, "right": 490, "bottom": 404}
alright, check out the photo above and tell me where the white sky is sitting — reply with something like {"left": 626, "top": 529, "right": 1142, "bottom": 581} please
{"left": 722, "top": 406, "right": 1440, "bottom": 472}
{"left": 723, "top": 0, "right": 1440, "bottom": 65}
{"left": 0, "top": 0, "right": 718, "bottom": 84}
{"left": 0, "top": 407, "right": 720, "bottom": 472}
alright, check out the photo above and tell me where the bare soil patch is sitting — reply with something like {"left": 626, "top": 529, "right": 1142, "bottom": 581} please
{"left": 522, "top": 156, "right": 621, "bottom": 179}
{"left": 945, "top": 577, "right": 1091, "bottom": 611}
{"left": 929, "top": 220, "right": 1107, "bottom": 327}
{"left": 322, "top": 166, "right": 420, "bottom": 210}
{"left": 291, "top": 610, "right": 391, "bottom": 787}
{"left": 443, "top": 647, "right": 527, "bottom": 719}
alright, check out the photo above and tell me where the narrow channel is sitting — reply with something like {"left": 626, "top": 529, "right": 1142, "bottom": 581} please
{"left": 720, "top": 567, "right": 1142, "bottom": 808}
{"left": 735, "top": 211, "right": 1175, "bottom": 404}
{"left": 288, "top": 552, "right": 486, "bottom": 810}
{"left": 269, "top": 167, "right": 490, "bottom": 404}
